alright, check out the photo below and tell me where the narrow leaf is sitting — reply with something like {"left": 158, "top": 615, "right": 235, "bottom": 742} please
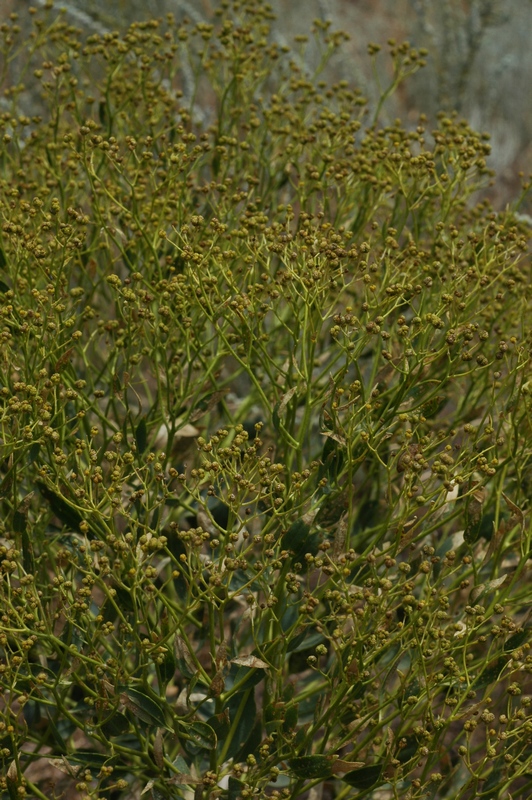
{"left": 135, "top": 416, "right": 148, "bottom": 455}
{"left": 153, "top": 729, "right": 164, "bottom": 769}
{"left": 231, "top": 656, "right": 269, "bottom": 669}
{"left": 341, "top": 763, "right": 384, "bottom": 789}
{"left": 289, "top": 755, "right": 334, "bottom": 780}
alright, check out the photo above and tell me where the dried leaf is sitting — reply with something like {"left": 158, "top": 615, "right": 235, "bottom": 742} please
{"left": 189, "top": 389, "right": 230, "bottom": 422}
{"left": 175, "top": 423, "right": 200, "bottom": 438}
{"left": 502, "top": 493, "right": 525, "bottom": 532}
{"left": 54, "top": 347, "right": 74, "bottom": 373}
{"left": 47, "top": 758, "right": 81, "bottom": 778}
{"left": 332, "top": 512, "right": 348, "bottom": 559}
{"left": 470, "top": 576, "right": 508, "bottom": 603}
{"left": 7, "top": 761, "right": 18, "bottom": 781}
{"left": 232, "top": 655, "right": 269, "bottom": 669}
{"left": 168, "top": 774, "right": 203, "bottom": 785}
{"left": 332, "top": 760, "right": 365, "bottom": 774}
{"left": 398, "top": 516, "right": 418, "bottom": 547}
{"left": 210, "top": 671, "right": 225, "bottom": 697}
{"left": 278, "top": 386, "right": 298, "bottom": 415}
{"left": 320, "top": 430, "right": 347, "bottom": 447}
{"left": 216, "top": 641, "right": 229, "bottom": 669}
{"left": 153, "top": 728, "right": 164, "bottom": 769}
{"left": 175, "top": 636, "right": 198, "bottom": 678}
{"left": 196, "top": 509, "right": 218, "bottom": 536}
{"left": 464, "top": 480, "right": 486, "bottom": 544}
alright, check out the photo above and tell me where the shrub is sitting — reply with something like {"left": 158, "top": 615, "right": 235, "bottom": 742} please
{"left": 0, "top": 3, "right": 531, "bottom": 799}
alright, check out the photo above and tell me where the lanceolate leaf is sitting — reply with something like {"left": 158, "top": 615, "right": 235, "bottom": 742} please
{"left": 289, "top": 755, "right": 335, "bottom": 780}
{"left": 341, "top": 763, "right": 385, "bottom": 789}
{"left": 120, "top": 688, "right": 170, "bottom": 730}
{"left": 183, "top": 721, "right": 217, "bottom": 754}
{"left": 135, "top": 416, "right": 148, "bottom": 455}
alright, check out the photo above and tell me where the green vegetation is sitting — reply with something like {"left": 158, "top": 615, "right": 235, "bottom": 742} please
{"left": 0, "top": 2, "right": 531, "bottom": 798}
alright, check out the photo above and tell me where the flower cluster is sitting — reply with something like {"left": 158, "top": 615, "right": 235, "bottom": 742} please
{"left": 0, "top": 2, "right": 530, "bottom": 799}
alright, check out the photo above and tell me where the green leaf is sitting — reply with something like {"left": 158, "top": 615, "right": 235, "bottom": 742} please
{"left": 231, "top": 663, "right": 267, "bottom": 691}
{"left": 120, "top": 688, "right": 169, "bottom": 730}
{"left": 13, "top": 497, "right": 32, "bottom": 533}
{"left": 46, "top": 713, "right": 74, "bottom": 750}
{"left": 189, "top": 389, "right": 229, "bottom": 422}
{"left": 6, "top": 775, "right": 19, "bottom": 800}
{"left": 174, "top": 636, "right": 198, "bottom": 678}
{"left": 235, "top": 717, "right": 262, "bottom": 761}
{"left": 228, "top": 777, "right": 243, "bottom": 800}
{"left": 184, "top": 721, "right": 217, "bottom": 754}
{"left": 135, "top": 416, "right": 148, "bottom": 455}
{"left": 480, "top": 755, "right": 505, "bottom": 797}
{"left": 101, "top": 711, "right": 130, "bottom": 738}
{"left": 23, "top": 698, "right": 41, "bottom": 727}
{"left": 464, "top": 484, "right": 486, "bottom": 544}
{"left": 289, "top": 755, "right": 334, "bottom": 780}
{"left": 172, "top": 754, "right": 190, "bottom": 774}
{"left": 464, "top": 514, "right": 484, "bottom": 544}
{"left": 14, "top": 493, "right": 34, "bottom": 574}
{"left": 400, "top": 677, "right": 421, "bottom": 710}
{"left": 396, "top": 734, "right": 418, "bottom": 763}
{"left": 287, "top": 629, "right": 325, "bottom": 653}
{"left": 158, "top": 647, "right": 177, "bottom": 689}
{"left": 280, "top": 602, "right": 299, "bottom": 631}
{"left": 98, "top": 99, "right": 108, "bottom": 127}
{"left": 341, "top": 763, "right": 384, "bottom": 789}
{"left": 472, "top": 656, "right": 507, "bottom": 690}
{"left": 111, "top": 584, "right": 135, "bottom": 615}
{"left": 419, "top": 395, "right": 446, "bottom": 418}
{"left": 0, "top": 469, "right": 13, "bottom": 498}
{"left": 283, "top": 703, "right": 298, "bottom": 732}
{"left": 504, "top": 629, "right": 529, "bottom": 652}
{"left": 353, "top": 498, "right": 381, "bottom": 533}
{"left": 36, "top": 481, "right": 88, "bottom": 536}
{"left": 317, "top": 436, "right": 344, "bottom": 484}
{"left": 281, "top": 519, "right": 319, "bottom": 563}
{"left": 68, "top": 751, "right": 115, "bottom": 769}
{"left": 224, "top": 689, "right": 256, "bottom": 760}
{"left": 207, "top": 711, "right": 230, "bottom": 743}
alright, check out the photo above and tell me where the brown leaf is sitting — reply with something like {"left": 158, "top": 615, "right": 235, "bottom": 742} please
{"left": 332, "top": 512, "right": 348, "bottom": 559}
{"left": 231, "top": 655, "right": 269, "bottom": 669}
{"left": 54, "top": 347, "right": 74, "bottom": 373}
{"left": 153, "top": 728, "right": 164, "bottom": 770}
{"left": 398, "top": 516, "right": 418, "bottom": 548}
{"left": 470, "top": 575, "right": 508, "bottom": 602}
{"left": 331, "top": 760, "right": 365, "bottom": 774}
{"left": 46, "top": 758, "right": 81, "bottom": 778}
{"left": 7, "top": 761, "right": 18, "bottom": 781}
{"left": 189, "top": 389, "right": 229, "bottom": 422}
{"left": 174, "top": 636, "right": 197, "bottom": 675}
{"left": 320, "top": 430, "right": 347, "bottom": 447}
{"left": 176, "top": 423, "right": 200, "bottom": 438}
{"left": 216, "top": 641, "right": 229, "bottom": 669}
{"left": 210, "top": 671, "right": 225, "bottom": 697}
{"left": 502, "top": 492, "right": 525, "bottom": 528}
{"left": 278, "top": 386, "right": 298, "bottom": 416}
{"left": 169, "top": 774, "right": 203, "bottom": 786}
{"left": 196, "top": 508, "right": 218, "bottom": 535}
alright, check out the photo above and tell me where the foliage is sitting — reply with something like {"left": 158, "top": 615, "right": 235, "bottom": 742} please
{"left": 0, "top": 2, "right": 531, "bottom": 799}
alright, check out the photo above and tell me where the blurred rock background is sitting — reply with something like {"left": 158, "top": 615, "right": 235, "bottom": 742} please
{"left": 2, "top": 0, "right": 531, "bottom": 210}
